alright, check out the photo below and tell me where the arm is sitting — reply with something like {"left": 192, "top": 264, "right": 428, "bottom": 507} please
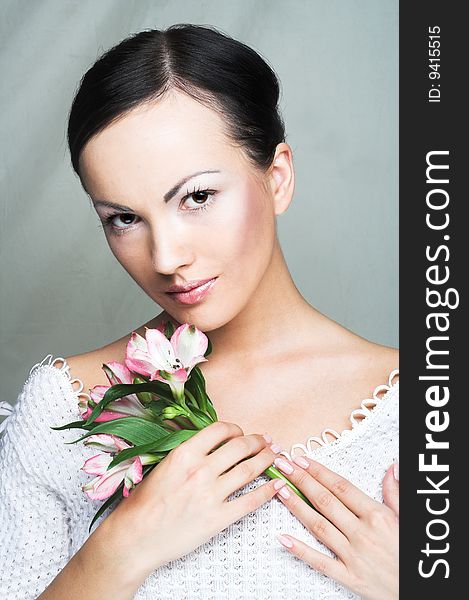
{"left": 0, "top": 462, "right": 143, "bottom": 600}
{"left": 37, "top": 515, "right": 145, "bottom": 600}
{"left": 0, "top": 369, "right": 149, "bottom": 599}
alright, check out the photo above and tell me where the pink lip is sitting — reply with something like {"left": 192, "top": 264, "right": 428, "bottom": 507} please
{"left": 166, "top": 277, "right": 216, "bottom": 293}
{"left": 165, "top": 277, "right": 218, "bottom": 305}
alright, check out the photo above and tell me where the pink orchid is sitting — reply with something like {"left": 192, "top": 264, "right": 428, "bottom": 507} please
{"left": 81, "top": 433, "right": 158, "bottom": 500}
{"left": 125, "top": 323, "right": 208, "bottom": 402}
{"left": 83, "top": 433, "right": 131, "bottom": 453}
{"left": 78, "top": 360, "right": 148, "bottom": 422}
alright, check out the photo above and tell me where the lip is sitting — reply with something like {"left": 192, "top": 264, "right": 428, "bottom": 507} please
{"left": 165, "top": 277, "right": 218, "bottom": 305}
{"left": 166, "top": 278, "right": 216, "bottom": 293}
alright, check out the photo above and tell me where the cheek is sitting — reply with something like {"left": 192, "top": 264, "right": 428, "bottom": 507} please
{"left": 208, "top": 186, "right": 274, "bottom": 272}
{"left": 105, "top": 232, "right": 147, "bottom": 273}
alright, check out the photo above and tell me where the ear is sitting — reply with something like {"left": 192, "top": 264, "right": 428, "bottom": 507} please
{"left": 267, "top": 143, "right": 295, "bottom": 216}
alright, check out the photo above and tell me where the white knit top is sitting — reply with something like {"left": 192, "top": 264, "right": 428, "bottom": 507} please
{"left": 0, "top": 354, "right": 399, "bottom": 600}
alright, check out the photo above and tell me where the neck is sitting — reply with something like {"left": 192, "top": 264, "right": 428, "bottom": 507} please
{"left": 190, "top": 241, "right": 326, "bottom": 362}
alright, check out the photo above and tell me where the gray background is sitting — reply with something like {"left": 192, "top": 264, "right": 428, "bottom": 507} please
{"left": 0, "top": 0, "right": 398, "bottom": 408}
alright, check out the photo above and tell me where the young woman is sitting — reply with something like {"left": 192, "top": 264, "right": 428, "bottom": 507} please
{"left": 0, "top": 24, "right": 399, "bottom": 599}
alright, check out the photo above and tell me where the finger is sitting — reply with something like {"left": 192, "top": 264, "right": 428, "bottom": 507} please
{"left": 210, "top": 433, "right": 276, "bottom": 475}
{"left": 276, "top": 533, "right": 349, "bottom": 585}
{"left": 218, "top": 445, "right": 279, "bottom": 499}
{"left": 273, "top": 474, "right": 350, "bottom": 559}
{"left": 186, "top": 420, "right": 244, "bottom": 456}
{"left": 273, "top": 456, "right": 358, "bottom": 539}
{"left": 382, "top": 462, "right": 399, "bottom": 518}
{"left": 293, "top": 455, "right": 379, "bottom": 518}
{"left": 224, "top": 475, "right": 289, "bottom": 523}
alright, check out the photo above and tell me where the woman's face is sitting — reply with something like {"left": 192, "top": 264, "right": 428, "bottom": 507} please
{"left": 79, "top": 90, "right": 281, "bottom": 332}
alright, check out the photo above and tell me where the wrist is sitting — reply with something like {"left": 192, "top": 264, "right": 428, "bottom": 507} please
{"left": 79, "top": 513, "right": 150, "bottom": 594}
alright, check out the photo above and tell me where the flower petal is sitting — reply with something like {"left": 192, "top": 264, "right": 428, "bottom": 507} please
{"left": 81, "top": 453, "right": 113, "bottom": 475}
{"left": 82, "top": 465, "right": 127, "bottom": 501}
{"left": 89, "top": 385, "right": 109, "bottom": 402}
{"left": 146, "top": 328, "right": 179, "bottom": 371}
{"left": 83, "top": 434, "right": 118, "bottom": 453}
{"left": 125, "top": 332, "right": 157, "bottom": 378}
{"left": 83, "top": 434, "right": 132, "bottom": 453}
{"left": 123, "top": 456, "right": 143, "bottom": 497}
{"left": 103, "top": 361, "right": 135, "bottom": 385}
{"left": 154, "top": 368, "right": 188, "bottom": 402}
{"left": 170, "top": 324, "right": 208, "bottom": 369}
{"left": 106, "top": 395, "right": 148, "bottom": 418}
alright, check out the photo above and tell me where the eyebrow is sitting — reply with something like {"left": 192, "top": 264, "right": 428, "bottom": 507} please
{"left": 92, "top": 169, "right": 221, "bottom": 212}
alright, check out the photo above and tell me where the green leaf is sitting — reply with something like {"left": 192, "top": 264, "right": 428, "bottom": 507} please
{"left": 87, "top": 461, "right": 158, "bottom": 533}
{"left": 107, "top": 445, "right": 166, "bottom": 469}
{"left": 205, "top": 400, "right": 218, "bottom": 422}
{"left": 133, "top": 376, "right": 157, "bottom": 405}
{"left": 88, "top": 485, "right": 123, "bottom": 534}
{"left": 65, "top": 417, "right": 171, "bottom": 446}
{"left": 106, "top": 429, "right": 198, "bottom": 467}
{"left": 188, "top": 405, "right": 214, "bottom": 427}
{"left": 50, "top": 420, "right": 94, "bottom": 431}
{"left": 187, "top": 367, "right": 218, "bottom": 421}
{"left": 184, "top": 389, "right": 200, "bottom": 410}
{"left": 144, "top": 399, "right": 169, "bottom": 421}
{"left": 186, "top": 368, "right": 207, "bottom": 409}
{"left": 106, "top": 429, "right": 198, "bottom": 469}
{"left": 84, "top": 381, "right": 174, "bottom": 426}
{"left": 149, "top": 428, "right": 199, "bottom": 450}
{"left": 164, "top": 320, "right": 176, "bottom": 339}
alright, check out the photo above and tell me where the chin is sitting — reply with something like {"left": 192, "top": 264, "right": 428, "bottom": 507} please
{"left": 161, "top": 302, "right": 239, "bottom": 333}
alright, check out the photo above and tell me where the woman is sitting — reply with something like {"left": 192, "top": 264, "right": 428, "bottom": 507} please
{"left": 0, "top": 24, "right": 398, "bottom": 599}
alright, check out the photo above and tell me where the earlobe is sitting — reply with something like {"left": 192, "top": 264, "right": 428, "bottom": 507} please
{"left": 269, "top": 143, "right": 295, "bottom": 216}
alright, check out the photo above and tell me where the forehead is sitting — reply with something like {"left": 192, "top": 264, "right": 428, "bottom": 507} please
{"left": 79, "top": 90, "right": 248, "bottom": 197}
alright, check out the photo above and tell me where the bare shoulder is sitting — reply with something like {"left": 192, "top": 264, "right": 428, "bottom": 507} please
{"left": 351, "top": 338, "right": 399, "bottom": 389}
{"left": 58, "top": 311, "right": 167, "bottom": 395}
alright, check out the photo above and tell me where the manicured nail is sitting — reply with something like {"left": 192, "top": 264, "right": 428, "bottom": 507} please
{"left": 277, "top": 485, "right": 291, "bottom": 499}
{"left": 393, "top": 461, "right": 399, "bottom": 482}
{"left": 263, "top": 433, "right": 273, "bottom": 444}
{"left": 274, "top": 457, "right": 294, "bottom": 475}
{"left": 277, "top": 534, "right": 293, "bottom": 548}
{"left": 270, "top": 443, "right": 282, "bottom": 454}
{"left": 273, "top": 478, "right": 286, "bottom": 491}
{"left": 292, "top": 455, "right": 309, "bottom": 469}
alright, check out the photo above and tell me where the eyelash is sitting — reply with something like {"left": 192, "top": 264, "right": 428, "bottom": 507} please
{"left": 100, "top": 185, "right": 217, "bottom": 236}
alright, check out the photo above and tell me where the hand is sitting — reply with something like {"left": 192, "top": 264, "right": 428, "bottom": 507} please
{"left": 272, "top": 455, "right": 399, "bottom": 600}
{"left": 99, "top": 421, "right": 283, "bottom": 587}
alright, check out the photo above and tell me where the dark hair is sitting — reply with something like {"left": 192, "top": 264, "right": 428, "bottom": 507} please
{"left": 67, "top": 23, "right": 286, "bottom": 181}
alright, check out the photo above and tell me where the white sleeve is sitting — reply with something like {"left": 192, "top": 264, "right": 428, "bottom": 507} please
{"left": 0, "top": 369, "right": 74, "bottom": 600}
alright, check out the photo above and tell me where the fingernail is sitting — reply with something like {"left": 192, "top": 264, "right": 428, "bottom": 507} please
{"left": 292, "top": 455, "right": 309, "bottom": 469}
{"left": 274, "top": 457, "right": 294, "bottom": 475}
{"left": 277, "top": 485, "right": 291, "bottom": 499}
{"left": 277, "top": 534, "right": 293, "bottom": 548}
{"left": 270, "top": 443, "right": 283, "bottom": 454}
{"left": 393, "top": 460, "right": 399, "bottom": 482}
{"left": 263, "top": 433, "right": 273, "bottom": 444}
{"left": 273, "top": 478, "right": 286, "bottom": 491}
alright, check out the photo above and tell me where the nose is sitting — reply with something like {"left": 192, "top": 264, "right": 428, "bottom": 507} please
{"left": 150, "top": 222, "right": 195, "bottom": 275}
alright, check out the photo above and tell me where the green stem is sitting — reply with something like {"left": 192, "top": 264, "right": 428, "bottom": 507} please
{"left": 263, "top": 465, "right": 315, "bottom": 510}
{"left": 171, "top": 415, "right": 197, "bottom": 429}
{"left": 183, "top": 407, "right": 211, "bottom": 429}
{"left": 185, "top": 389, "right": 200, "bottom": 410}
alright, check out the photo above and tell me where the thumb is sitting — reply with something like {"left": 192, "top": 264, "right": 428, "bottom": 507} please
{"left": 382, "top": 461, "right": 399, "bottom": 518}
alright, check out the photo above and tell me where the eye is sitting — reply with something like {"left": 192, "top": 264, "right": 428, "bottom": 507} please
{"left": 181, "top": 185, "right": 217, "bottom": 212}
{"left": 100, "top": 185, "right": 217, "bottom": 236}
{"left": 101, "top": 212, "right": 139, "bottom": 236}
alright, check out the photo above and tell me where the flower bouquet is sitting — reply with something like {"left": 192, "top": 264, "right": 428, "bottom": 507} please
{"left": 51, "top": 319, "right": 313, "bottom": 532}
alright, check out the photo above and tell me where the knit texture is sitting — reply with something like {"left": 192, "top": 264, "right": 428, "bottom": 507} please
{"left": 0, "top": 354, "right": 398, "bottom": 599}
